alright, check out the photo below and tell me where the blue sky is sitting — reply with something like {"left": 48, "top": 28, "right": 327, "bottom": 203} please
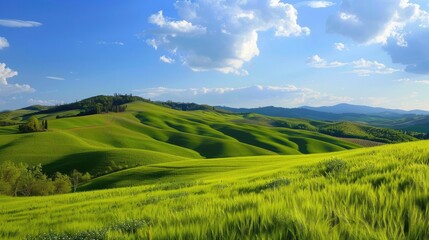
{"left": 1, "top": 0, "right": 429, "bottom": 110}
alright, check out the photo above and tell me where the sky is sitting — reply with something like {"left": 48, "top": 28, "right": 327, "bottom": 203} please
{"left": 1, "top": 0, "right": 429, "bottom": 110}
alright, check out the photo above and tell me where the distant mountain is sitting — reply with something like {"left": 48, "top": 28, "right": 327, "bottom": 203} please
{"left": 216, "top": 105, "right": 429, "bottom": 133}
{"left": 301, "top": 103, "right": 429, "bottom": 116}
{"left": 217, "top": 106, "right": 342, "bottom": 121}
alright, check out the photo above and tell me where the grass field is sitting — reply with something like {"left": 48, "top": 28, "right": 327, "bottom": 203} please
{"left": 0, "top": 140, "right": 428, "bottom": 239}
{"left": 0, "top": 100, "right": 427, "bottom": 239}
{"left": 0, "top": 101, "right": 361, "bottom": 176}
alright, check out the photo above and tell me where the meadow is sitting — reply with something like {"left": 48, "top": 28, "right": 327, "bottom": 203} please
{"left": 0, "top": 100, "right": 427, "bottom": 239}
{"left": 0, "top": 101, "right": 362, "bottom": 177}
{"left": 0, "top": 140, "right": 428, "bottom": 239}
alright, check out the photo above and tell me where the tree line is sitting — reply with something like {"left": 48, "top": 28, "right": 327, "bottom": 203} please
{"left": 0, "top": 161, "right": 91, "bottom": 197}
{"left": 41, "top": 94, "right": 146, "bottom": 116}
{"left": 160, "top": 101, "right": 214, "bottom": 111}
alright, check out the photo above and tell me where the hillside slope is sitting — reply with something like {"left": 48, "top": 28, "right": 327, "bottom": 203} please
{"left": 0, "top": 101, "right": 361, "bottom": 176}
{"left": 0, "top": 140, "right": 428, "bottom": 239}
{"left": 218, "top": 105, "right": 429, "bottom": 136}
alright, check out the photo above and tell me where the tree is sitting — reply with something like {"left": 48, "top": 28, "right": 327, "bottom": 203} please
{"left": 53, "top": 172, "right": 71, "bottom": 194}
{"left": 70, "top": 170, "right": 91, "bottom": 192}
{"left": 70, "top": 170, "right": 82, "bottom": 193}
{"left": 0, "top": 161, "right": 26, "bottom": 196}
{"left": 18, "top": 117, "right": 43, "bottom": 133}
{"left": 17, "top": 164, "right": 55, "bottom": 196}
{"left": 0, "top": 162, "right": 72, "bottom": 197}
{"left": 95, "top": 103, "right": 103, "bottom": 114}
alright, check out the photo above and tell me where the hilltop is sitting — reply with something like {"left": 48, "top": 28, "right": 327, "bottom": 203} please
{"left": 0, "top": 95, "right": 428, "bottom": 239}
{"left": 0, "top": 96, "right": 364, "bottom": 177}
{"left": 0, "top": 95, "right": 418, "bottom": 182}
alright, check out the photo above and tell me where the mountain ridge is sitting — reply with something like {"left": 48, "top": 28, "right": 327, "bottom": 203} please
{"left": 301, "top": 103, "right": 429, "bottom": 115}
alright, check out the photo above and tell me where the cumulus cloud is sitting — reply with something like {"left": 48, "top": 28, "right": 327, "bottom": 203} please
{"left": 0, "top": 37, "right": 9, "bottom": 50}
{"left": 147, "top": 0, "right": 310, "bottom": 75}
{"left": 334, "top": 42, "right": 347, "bottom": 51}
{"left": 384, "top": 28, "right": 429, "bottom": 74}
{"left": 298, "top": 1, "right": 335, "bottom": 8}
{"left": 0, "top": 63, "right": 35, "bottom": 96}
{"left": 351, "top": 58, "right": 399, "bottom": 76}
{"left": 46, "top": 76, "right": 65, "bottom": 81}
{"left": 307, "top": 55, "right": 399, "bottom": 76}
{"left": 133, "top": 85, "right": 350, "bottom": 107}
{"left": 0, "top": 19, "right": 42, "bottom": 28}
{"left": 326, "top": 0, "right": 426, "bottom": 45}
{"left": 306, "top": 55, "right": 347, "bottom": 68}
{"left": 327, "top": 0, "right": 429, "bottom": 74}
{"left": 160, "top": 55, "right": 175, "bottom": 64}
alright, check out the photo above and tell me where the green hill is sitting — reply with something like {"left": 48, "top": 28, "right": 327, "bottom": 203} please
{"left": 0, "top": 140, "right": 428, "bottom": 239}
{"left": 0, "top": 100, "right": 364, "bottom": 176}
{"left": 319, "top": 122, "right": 416, "bottom": 143}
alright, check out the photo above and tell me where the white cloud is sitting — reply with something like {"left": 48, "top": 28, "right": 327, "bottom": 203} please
{"left": 0, "top": 19, "right": 42, "bottom": 28}
{"left": 327, "top": 0, "right": 427, "bottom": 45}
{"left": 0, "top": 37, "right": 9, "bottom": 50}
{"left": 307, "top": 55, "right": 399, "bottom": 76}
{"left": 299, "top": 1, "right": 336, "bottom": 8}
{"left": 351, "top": 58, "right": 399, "bottom": 76}
{"left": 46, "top": 76, "right": 65, "bottom": 81}
{"left": 146, "top": 39, "right": 158, "bottom": 50}
{"left": 133, "top": 85, "right": 351, "bottom": 108}
{"left": 28, "top": 99, "right": 64, "bottom": 106}
{"left": 415, "top": 80, "right": 429, "bottom": 84}
{"left": 96, "top": 41, "right": 124, "bottom": 46}
{"left": 160, "top": 55, "right": 175, "bottom": 64}
{"left": 149, "top": 11, "right": 207, "bottom": 35}
{"left": 395, "top": 78, "right": 429, "bottom": 84}
{"left": 334, "top": 42, "right": 346, "bottom": 51}
{"left": 326, "top": 0, "right": 429, "bottom": 74}
{"left": 147, "top": 0, "right": 310, "bottom": 75}
{"left": 0, "top": 63, "right": 35, "bottom": 96}
{"left": 306, "top": 55, "right": 347, "bottom": 68}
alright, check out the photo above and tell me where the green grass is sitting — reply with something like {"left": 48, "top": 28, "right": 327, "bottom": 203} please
{"left": 0, "top": 101, "right": 362, "bottom": 175}
{"left": 0, "top": 140, "right": 428, "bottom": 239}
{"left": 319, "top": 122, "right": 416, "bottom": 143}
{"left": 0, "top": 101, "right": 427, "bottom": 239}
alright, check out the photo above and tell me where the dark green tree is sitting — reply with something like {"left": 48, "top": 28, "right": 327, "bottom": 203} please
{"left": 70, "top": 170, "right": 91, "bottom": 192}
{"left": 53, "top": 172, "right": 71, "bottom": 194}
{"left": 18, "top": 117, "right": 43, "bottom": 133}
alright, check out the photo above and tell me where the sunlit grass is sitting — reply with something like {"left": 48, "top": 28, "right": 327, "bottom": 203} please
{"left": 1, "top": 140, "right": 428, "bottom": 239}
{"left": 0, "top": 101, "right": 361, "bottom": 176}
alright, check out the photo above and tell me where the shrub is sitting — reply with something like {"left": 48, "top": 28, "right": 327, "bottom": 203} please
{"left": 320, "top": 159, "right": 348, "bottom": 177}
{"left": 18, "top": 117, "right": 45, "bottom": 133}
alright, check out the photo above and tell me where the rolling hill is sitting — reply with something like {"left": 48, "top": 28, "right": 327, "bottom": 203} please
{"left": 0, "top": 98, "right": 367, "bottom": 177}
{"left": 0, "top": 96, "right": 428, "bottom": 239}
{"left": 0, "top": 140, "right": 428, "bottom": 239}
{"left": 217, "top": 105, "right": 429, "bottom": 136}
